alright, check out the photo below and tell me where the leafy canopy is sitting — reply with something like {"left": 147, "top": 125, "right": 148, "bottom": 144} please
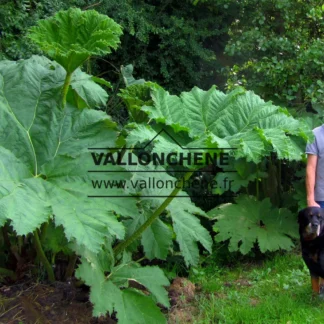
{"left": 28, "top": 8, "right": 123, "bottom": 73}
{"left": 224, "top": 0, "right": 324, "bottom": 108}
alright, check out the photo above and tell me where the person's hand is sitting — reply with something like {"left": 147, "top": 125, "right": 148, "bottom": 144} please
{"left": 307, "top": 200, "right": 320, "bottom": 208}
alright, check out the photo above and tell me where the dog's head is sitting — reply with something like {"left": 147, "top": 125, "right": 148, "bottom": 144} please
{"left": 298, "top": 207, "right": 324, "bottom": 240}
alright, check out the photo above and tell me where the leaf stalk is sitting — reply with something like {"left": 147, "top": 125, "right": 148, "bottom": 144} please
{"left": 61, "top": 72, "right": 72, "bottom": 108}
{"left": 64, "top": 253, "right": 78, "bottom": 280}
{"left": 113, "top": 170, "right": 194, "bottom": 257}
{"left": 33, "top": 229, "right": 55, "bottom": 282}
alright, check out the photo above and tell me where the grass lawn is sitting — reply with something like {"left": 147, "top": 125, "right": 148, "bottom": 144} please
{"left": 188, "top": 251, "right": 324, "bottom": 324}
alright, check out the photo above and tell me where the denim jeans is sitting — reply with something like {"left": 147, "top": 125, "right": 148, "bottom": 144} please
{"left": 316, "top": 201, "right": 324, "bottom": 208}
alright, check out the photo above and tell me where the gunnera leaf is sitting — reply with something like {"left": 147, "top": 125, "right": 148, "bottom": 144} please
{"left": 208, "top": 195, "right": 299, "bottom": 254}
{"left": 75, "top": 257, "right": 169, "bottom": 323}
{"left": 137, "top": 86, "right": 313, "bottom": 163}
{"left": 0, "top": 56, "right": 140, "bottom": 252}
{"left": 28, "top": 8, "right": 123, "bottom": 73}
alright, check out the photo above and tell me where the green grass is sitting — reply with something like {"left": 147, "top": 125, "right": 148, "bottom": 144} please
{"left": 189, "top": 252, "right": 324, "bottom": 324}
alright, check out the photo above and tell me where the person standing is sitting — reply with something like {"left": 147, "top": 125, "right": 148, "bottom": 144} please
{"left": 305, "top": 125, "right": 324, "bottom": 295}
{"left": 306, "top": 125, "right": 324, "bottom": 208}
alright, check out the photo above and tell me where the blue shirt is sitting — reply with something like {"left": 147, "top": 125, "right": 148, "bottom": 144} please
{"left": 306, "top": 125, "right": 324, "bottom": 200}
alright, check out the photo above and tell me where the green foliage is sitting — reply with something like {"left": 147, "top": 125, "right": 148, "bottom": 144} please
{"left": 0, "top": 53, "right": 312, "bottom": 319}
{"left": 0, "top": 54, "right": 213, "bottom": 320}
{"left": 0, "top": 1, "right": 98, "bottom": 60}
{"left": 293, "top": 180, "right": 307, "bottom": 211}
{"left": 119, "top": 82, "right": 156, "bottom": 122}
{"left": 208, "top": 196, "right": 299, "bottom": 254}
{"left": 42, "top": 221, "right": 71, "bottom": 256}
{"left": 224, "top": 0, "right": 324, "bottom": 108}
{"left": 125, "top": 205, "right": 173, "bottom": 260}
{"left": 28, "top": 8, "right": 122, "bottom": 74}
{"left": 0, "top": 57, "right": 132, "bottom": 248}
{"left": 0, "top": 4, "right": 318, "bottom": 321}
{"left": 214, "top": 158, "right": 268, "bottom": 194}
{"left": 131, "top": 86, "right": 312, "bottom": 163}
{"left": 76, "top": 255, "right": 169, "bottom": 323}
{"left": 0, "top": 54, "right": 175, "bottom": 321}
{"left": 0, "top": 0, "right": 54, "bottom": 59}
{"left": 96, "top": 0, "right": 228, "bottom": 92}
{"left": 5, "top": 0, "right": 324, "bottom": 105}
{"left": 119, "top": 164, "right": 213, "bottom": 267}
{"left": 0, "top": 0, "right": 234, "bottom": 93}
{"left": 121, "top": 64, "right": 145, "bottom": 86}
{"left": 68, "top": 69, "right": 111, "bottom": 109}
{"left": 118, "top": 71, "right": 162, "bottom": 122}
{"left": 122, "top": 83, "right": 312, "bottom": 255}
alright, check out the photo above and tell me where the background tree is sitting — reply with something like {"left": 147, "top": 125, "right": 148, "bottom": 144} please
{"left": 223, "top": 0, "right": 324, "bottom": 112}
{"left": 0, "top": 0, "right": 237, "bottom": 93}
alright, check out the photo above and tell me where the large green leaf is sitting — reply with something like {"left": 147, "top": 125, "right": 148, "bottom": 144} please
{"left": 76, "top": 257, "right": 168, "bottom": 323}
{"left": 208, "top": 195, "right": 299, "bottom": 254}
{"left": 16, "top": 55, "right": 109, "bottom": 109}
{"left": 0, "top": 56, "right": 115, "bottom": 172}
{"left": 140, "top": 86, "right": 312, "bottom": 163}
{"left": 116, "top": 289, "right": 166, "bottom": 324}
{"left": 110, "top": 263, "right": 170, "bottom": 308}
{"left": 125, "top": 123, "right": 217, "bottom": 170}
{"left": 69, "top": 69, "right": 109, "bottom": 108}
{"left": 0, "top": 148, "right": 51, "bottom": 234}
{"left": 0, "top": 57, "right": 139, "bottom": 252}
{"left": 28, "top": 8, "right": 122, "bottom": 73}
{"left": 75, "top": 255, "right": 120, "bottom": 317}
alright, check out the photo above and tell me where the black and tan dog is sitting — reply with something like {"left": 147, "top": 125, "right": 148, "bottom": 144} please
{"left": 298, "top": 206, "right": 324, "bottom": 294}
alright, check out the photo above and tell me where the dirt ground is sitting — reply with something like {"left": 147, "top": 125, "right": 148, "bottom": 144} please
{"left": 0, "top": 280, "right": 116, "bottom": 324}
{"left": 0, "top": 277, "right": 198, "bottom": 324}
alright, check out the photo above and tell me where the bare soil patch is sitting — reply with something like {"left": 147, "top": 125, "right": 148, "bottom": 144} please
{"left": 0, "top": 281, "right": 116, "bottom": 324}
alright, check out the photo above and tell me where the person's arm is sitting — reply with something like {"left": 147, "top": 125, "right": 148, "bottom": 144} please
{"left": 306, "top": 154, "right": 320, "bottom": 207}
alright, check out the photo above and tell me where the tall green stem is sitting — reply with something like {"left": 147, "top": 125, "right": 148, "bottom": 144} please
{"left": 113, "top": 170, "right": 194, "bottom": 257}
{"left": 256, "top": 164, "right": 259, "bottom": 200}
{"left": 64, "top": 253, "right": 78, "bottom": 280}
{"left": 277, "top": 159, "right": 282, "bottom": 206}
{"left": 33, "top": 229, "right": 55, "bottom": 282}
{"left": 40, "top": 222, "right": 49, "bottom": 243}
{"left": 61, "top": 72, "right": 72, "bottom": 108}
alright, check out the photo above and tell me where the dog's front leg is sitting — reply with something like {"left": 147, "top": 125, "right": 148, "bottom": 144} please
{"left": 311, "top": 276, "right": 320, "bottom": 293}
{"left": 320, "top": 278, "right": 324, "bottom": 293}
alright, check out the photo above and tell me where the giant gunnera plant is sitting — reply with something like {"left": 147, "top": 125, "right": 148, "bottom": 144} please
{"left": 0, "top": 7, "right": 314, "bottom": 324}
